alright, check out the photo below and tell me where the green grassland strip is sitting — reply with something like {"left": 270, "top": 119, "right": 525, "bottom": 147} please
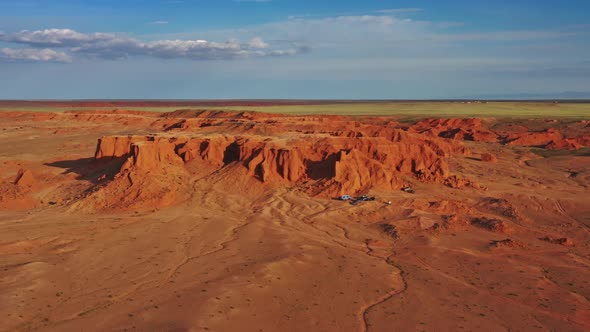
{"left": 1, "top": 102, "right": 589, "bottom": 119}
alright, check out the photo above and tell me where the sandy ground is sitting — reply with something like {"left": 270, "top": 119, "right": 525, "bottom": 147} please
{"left": 0, "top": 109, "right": 589, "bottom": 332}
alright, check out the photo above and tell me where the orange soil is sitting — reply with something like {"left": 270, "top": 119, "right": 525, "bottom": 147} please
{"left": 1, "top": 109, "right": 589, "bottom": 332}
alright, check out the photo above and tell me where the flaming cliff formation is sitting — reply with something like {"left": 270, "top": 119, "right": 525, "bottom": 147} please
{"left": 91, "top": 129, "right": 454, "bottom": 209}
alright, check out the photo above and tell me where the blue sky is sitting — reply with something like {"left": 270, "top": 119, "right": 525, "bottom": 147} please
{"left": 0, "top": 0, "right": 589, "bottom": 99}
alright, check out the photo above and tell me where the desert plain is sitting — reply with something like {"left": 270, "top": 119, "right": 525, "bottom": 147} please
{"left": 0, "top": 101, "right": 589, "bottom": 331}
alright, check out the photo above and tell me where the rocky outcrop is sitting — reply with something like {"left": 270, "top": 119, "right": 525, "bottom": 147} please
{"left": 541, "top": 236, "right": 574, "bottom": 246}
{"left": 489, "top": 238, "right": 524, "bottom": 249}
{"left": 87, "top": 132, "right": 457, "bottom": 209}
{"left": 77, "top": 138, "right": 190, "bottom": 212}
{"left": 121, "top": 140, "right": 184, "bottom": 171}
{"left": 95, "top": 136, "right": 152, "bottom": 159}
{"left": 411, "top": 118, "right": 498, "bottom": 142}
{"left": 471, "top": 217, "right": 511, "bottom": 233}
{"left": 244, "top": 147, "right": 307, "bottom": 183}
{"left": 160, "top": 109, "right": 283, "bottom": 120}
{"left": 544, "top": 139, "right": 582, "bottom": 150}
{"left": 507, "top": 128, "right": 563, "bottom": 147}
{"left": 544, "top": 135, "right": 590, "bottom": 150}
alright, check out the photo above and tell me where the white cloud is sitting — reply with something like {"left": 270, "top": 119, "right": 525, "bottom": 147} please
{"left": 143, "top": 39, "right": 246, "bottom": 59}
{"left": 248, "top": 37, "right": 269, "bottom": 49}
{"left": 0, "top": 29, "right": 298, "bottom": 61}
{"left": 3, "top": 28, "right": 115, "bottom": 47}
{"left": 0, "top": 48, "right": 71, "bottom": 63}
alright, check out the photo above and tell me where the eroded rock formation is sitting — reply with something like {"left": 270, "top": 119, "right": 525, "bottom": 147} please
{"left": 411, "top": 118, "right": 498, "bottom": 142}
{"left": 83, "top": 130, "right": 462, "bottom": 210}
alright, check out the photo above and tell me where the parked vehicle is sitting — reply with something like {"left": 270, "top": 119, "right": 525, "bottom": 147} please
{"left": 349, "top": 195, "right": 376, "bottom": 205}
{"left": 401, "top": 186, "right": 415, "bottom": 194}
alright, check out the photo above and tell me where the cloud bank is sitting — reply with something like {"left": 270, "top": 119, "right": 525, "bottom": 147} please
{"left": 0, "top": 28, "right": 302, "bottom": 62}
{"left": 0, "top": 47, "right": 71, "bottom": 63}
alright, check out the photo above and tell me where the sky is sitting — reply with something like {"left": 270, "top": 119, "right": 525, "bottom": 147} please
{"left": 0, "top": 0, "right": 589, "bottom": 99}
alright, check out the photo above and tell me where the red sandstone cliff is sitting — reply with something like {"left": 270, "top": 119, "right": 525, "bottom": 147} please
{"left": 81, "top": 131, "right": 459, "bottom": 211}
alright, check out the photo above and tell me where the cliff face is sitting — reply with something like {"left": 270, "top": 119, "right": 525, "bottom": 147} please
{"left": 121, "top": 140, "right": 184, "bottom": 171}
{"left": 77, "top": 136, "right": 190, "bottom": 211}
{"left": 95, "top": 136, "right": 150, "bottom": 159}
{"left": 86, "top": 132, "right": 452, "bottom": 208}
{"left": 98, "top": 134, "right": 450, "bottom": 184}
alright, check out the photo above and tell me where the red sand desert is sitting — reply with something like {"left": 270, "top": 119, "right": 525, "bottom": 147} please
{"left": 1, "top": 108, "right": 590, "bottom": 331}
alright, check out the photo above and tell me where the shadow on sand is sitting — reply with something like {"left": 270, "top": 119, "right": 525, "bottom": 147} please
{"left": 45, "top": 157, "right": 126, "bottom": 184}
